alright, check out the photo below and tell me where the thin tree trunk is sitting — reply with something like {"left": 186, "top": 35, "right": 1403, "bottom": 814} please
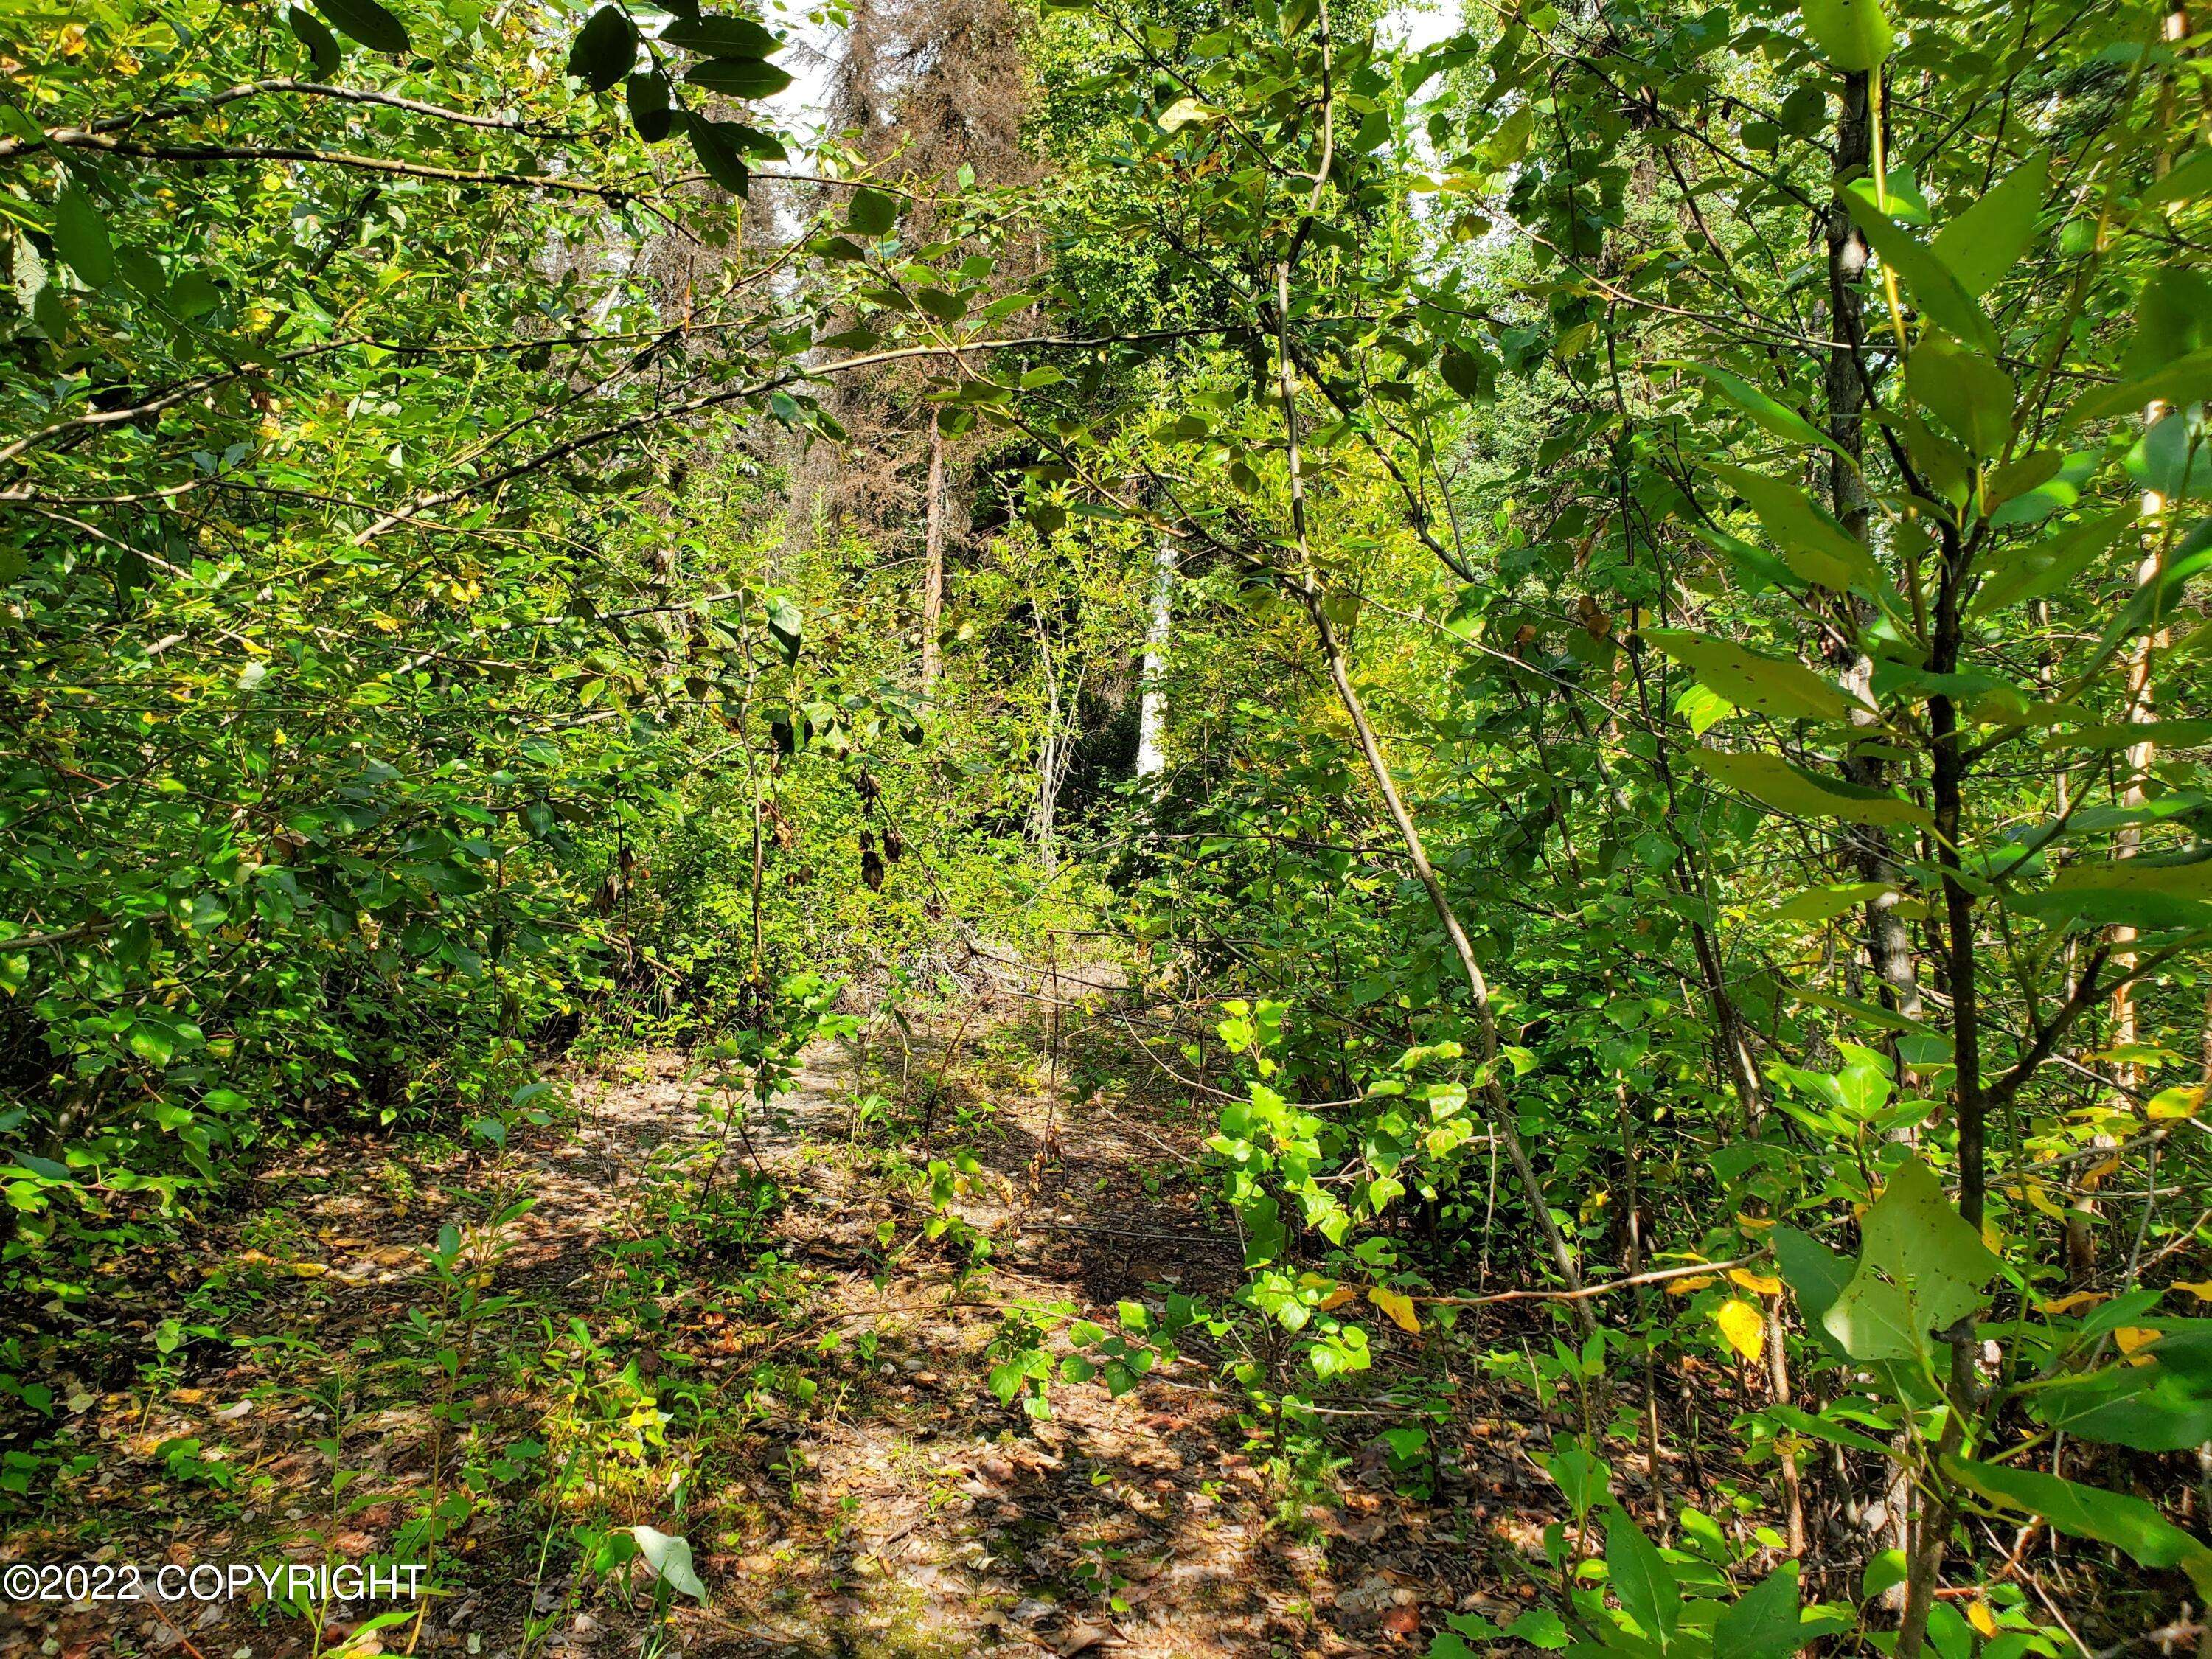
{"left": 920, "top": 406, "right": 947, "bottom": 694}
{"left": 1135, "top": 538, "right": 1175, "bottom": 784}
{"left": 1270, "top": 0, "right": 1590, "bottom": 1329}
{"left": 1897, "top": 524, "right": 1984, "bottom": 1659}
{"left": 1302, "top": 595, "right": 1593, "bottom": 1332}
{"left": 1826, "top": 67, "right": 1927, "bottom": 1071}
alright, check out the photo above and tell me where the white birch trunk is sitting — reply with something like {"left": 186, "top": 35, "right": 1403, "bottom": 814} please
{"left": 1134, "top": 540, "right": 1175, "bottom": 784}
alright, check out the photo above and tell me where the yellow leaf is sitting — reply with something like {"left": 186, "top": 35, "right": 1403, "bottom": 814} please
{"left": 2147, "top": 1085, "right": 2205, "bottom": 1121}
{"left": 1967, "top": 1602, "right": 1998, "bottom": 1639}
{"left": 291, "top": 1262, "right": 328, "bottom": 1279}
{"left": 2115, "top": 1326, "right": 2158, "bottom": 1358}
{"left": 1728, "top": 1268, "right": 1784, "bottom": 1295}
{"left": 1715, "top": 1298, "right": 1765, "bottom": 1363}
{"left": 1317, "top": 1287, "right": 1358, "bottom": 1311}
{"left": 1982, "top": 1220, "right": 2004, "bottom": 1253}
{"left": 1666, "top": 1274, "right": 1718, "bottom": 1296}
{"left": 2037, "top": 1291, "right": 2105, "bottom": 1316}
{"left": 2171, "top": 1280, "right": 2212, "bottom": 1304}
{"left": 1734, "top": 1212, "right": 1775, "bottom": 1231}
{"left": 2023, "top": 1181, "right": 2067, "bottom": 1220}
{"left": 1369, "top": 1287, "right": 1422, "bottom": 1335}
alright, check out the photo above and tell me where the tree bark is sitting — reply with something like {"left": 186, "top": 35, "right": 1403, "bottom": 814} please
{"left": 1826, "top": 68, "right": 1927, "bottom": 1064}
{"left": 920, "top": 406, "right": 947, "bottom": 694}
{"left": 1135, "top": 538, "right": 1175, "bottom": 784}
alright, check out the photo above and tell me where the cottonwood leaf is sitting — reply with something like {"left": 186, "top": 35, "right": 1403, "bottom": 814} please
{"left": 1798, "top": 0, "right": 1892, "bottom": 69}
{"left": 1714, "top": 1563, "right": 1805, "bottom": 1659}
{"left": 684, "top": 116, "right": 751, "bottom": 195}
{"left": 1905, "top": 335, "right": 2015, "bottom": 459}
{"left": 2008, "top": 852, "right": 2212, "bottom": 933}
{"left": 52, "top": 186, "right": 113, "bottom": 289}
{"left": 660, "top": 13, "right": 778, "bottom": 55}
{"left": 2065, "top": 347, "right": 2212, "bottom": 428}
{"left": 1702, "top": 462, "right": 1888, "bottom": 597}
{"left": 1843, "top": 189, "right": 1997, "bottom": 355}
{"left": 1945, "top": 1458, "right": 2212, "bottom": 1597}
{"left": 309, "top": 0, "right": 410, "bottom": 54}
{"left": 1691, "top": 748, "right": 1933, "bottom": 829}
{"left": 288, "top": 4, "right": 343, "bottom": 74}
{"left": 627, "top": 72, "right": 672, "bottom": 142}
{"left": 568, "top": 6, "right": 636, "bottom": 91}
{"left": 1604, "top": 1511, "right": 1680, "bottom": 1649}
{"left": 1822, "top": 1157, "right": 1999, "bottom": 1362}
{"left": 684, "top": 58, "right": 793, "bottom": 97}
{"left": 846, "top": 189, "right": 897, "bottom": 238}
{"left": 1970, "top": 507, "right": 2132, "bottom": 613}
{"left": 1644, "top": 630, "right": 1856, "bottom": 723}
{"left": 1930, "top": 151, "right": 2049, "bottom": 296}
{"left": 1768, "top": 882, "right": 1896, "bottom": 924}
{"left": 1669, "top": 362, "right": 1848, "bottom": 463}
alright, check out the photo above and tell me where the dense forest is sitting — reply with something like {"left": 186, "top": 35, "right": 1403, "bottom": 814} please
{"left": 2, "top": 0, "right": 2210, "bottom": 1654}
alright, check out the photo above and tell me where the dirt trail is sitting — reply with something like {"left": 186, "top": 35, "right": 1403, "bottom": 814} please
{"left": 1, "top": 994, "right": 1517, "bottom": 1659}
{"left": 607, "top": 1028, "right": 1330, "bottom": 1658}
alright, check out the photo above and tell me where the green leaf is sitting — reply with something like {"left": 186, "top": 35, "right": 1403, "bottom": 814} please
{"left": 2122, "top": 266, "right": 2212, "bottom": 381}
{"left": 2064, "top": 346, "right": 2212, "bottom": 429}
{"left": 568, "top": 6, "right": 637, "bottom": 92}
{"left": 1508, "top": 1609, "right": 1573, "bottom": 1650}
{"left": 847, "top": 189, "right": 898, "bottom": 238}
{"left": 1970, "top": 507, "right": 2133, "bottom": 613}
{"left": 1669, "top": 362, "right": 1848, "bottom": 463}
{"left": 1772, "top": 1225, "right": 1851, "bottom": 1325}
{"left": 1759, "top": 1402, "right": 1893, "bottom": 1458}
{"left": 1905, "top": 335, "right": 2015, "bottom": 459}
{"left": 628, "top": 1526, "right": 709, "bottom": 1601}
{"left": 2141, "top": 147, "right": 2212, "bottom": 211}
{"left": 1159, "top": 96, "right": 1225, "bottom": 131}
{"left": 1946, "top": 1458, "right": 2212, "bottom": 1598}
{"left": 1691, "top": 748, "right": 1934, "bottom": 830}
{"left": 2009, "top": 851, "right": 2212, "bottom": 933}
{"left": 2028, "top": 1362, "right": 2212, "bottom": 1452}
{"left": 627, "top": 72, "right": 672, "bottom": 143}
{"left": 1538, "top": 1433, "right": 1613, "bottom": 1520}
{"left": 1441, "top": 344, "right": 1497, "bottom": 400}
{"left": 308, "top": 0, "right": 411, "bottom": 55}
{"left": 1986, "top": 448, "right": 2103, "bottom": 530}
{"left": 684, "top": 116, "right": 752, "bottom": 195}
{"left": 52, "top": 185, "right": 113, "bottom": 290}
{"left": 1863, "top": 1550, "right": 1909, "bottom": 1601}
{"left": 914, "top": 286, "right": 967, "bottom": 322}
{"left": 765, "top": 594, "right": 802, "bottom": 661}
{"left": 1714, "top": 1563, "right": 1804, "bottom": 1659}
{"left": 1702, "top": 462, "right": 1888, "bottom": 597}
{"left": 1822, "top": 1157, "right": 2000, "bottom": 1361}
{"left": 684, "top": 58, "right": 794, "bottom": 98}
{"left": 288, "top": 4, "right": 344, "bottom": 75}
{"left": 1768, "top": 882, "right": 1895, "bottom": 924}
{"left": 1644, "top": 630, "right": 1856, "bottom": 723}
{"left": 1798, "top": 0, "right": 1893, "bottom": 69}
{"left": 1843, "top": 189, "right": 1997, "bottom": 355}
{"left": 1604, "top": 1511, "right": 1680, "bottom": 1650}
{"left": 1930, "top": 151, "right": 2049, "bottom": 296}
{"left": 660, "top": 13, "right": 779, "bottom": 55}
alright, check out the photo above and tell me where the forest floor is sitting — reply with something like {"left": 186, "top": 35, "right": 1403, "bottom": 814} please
{"left": 0, "top": 969, "right": 1588, "bottom": 1659}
